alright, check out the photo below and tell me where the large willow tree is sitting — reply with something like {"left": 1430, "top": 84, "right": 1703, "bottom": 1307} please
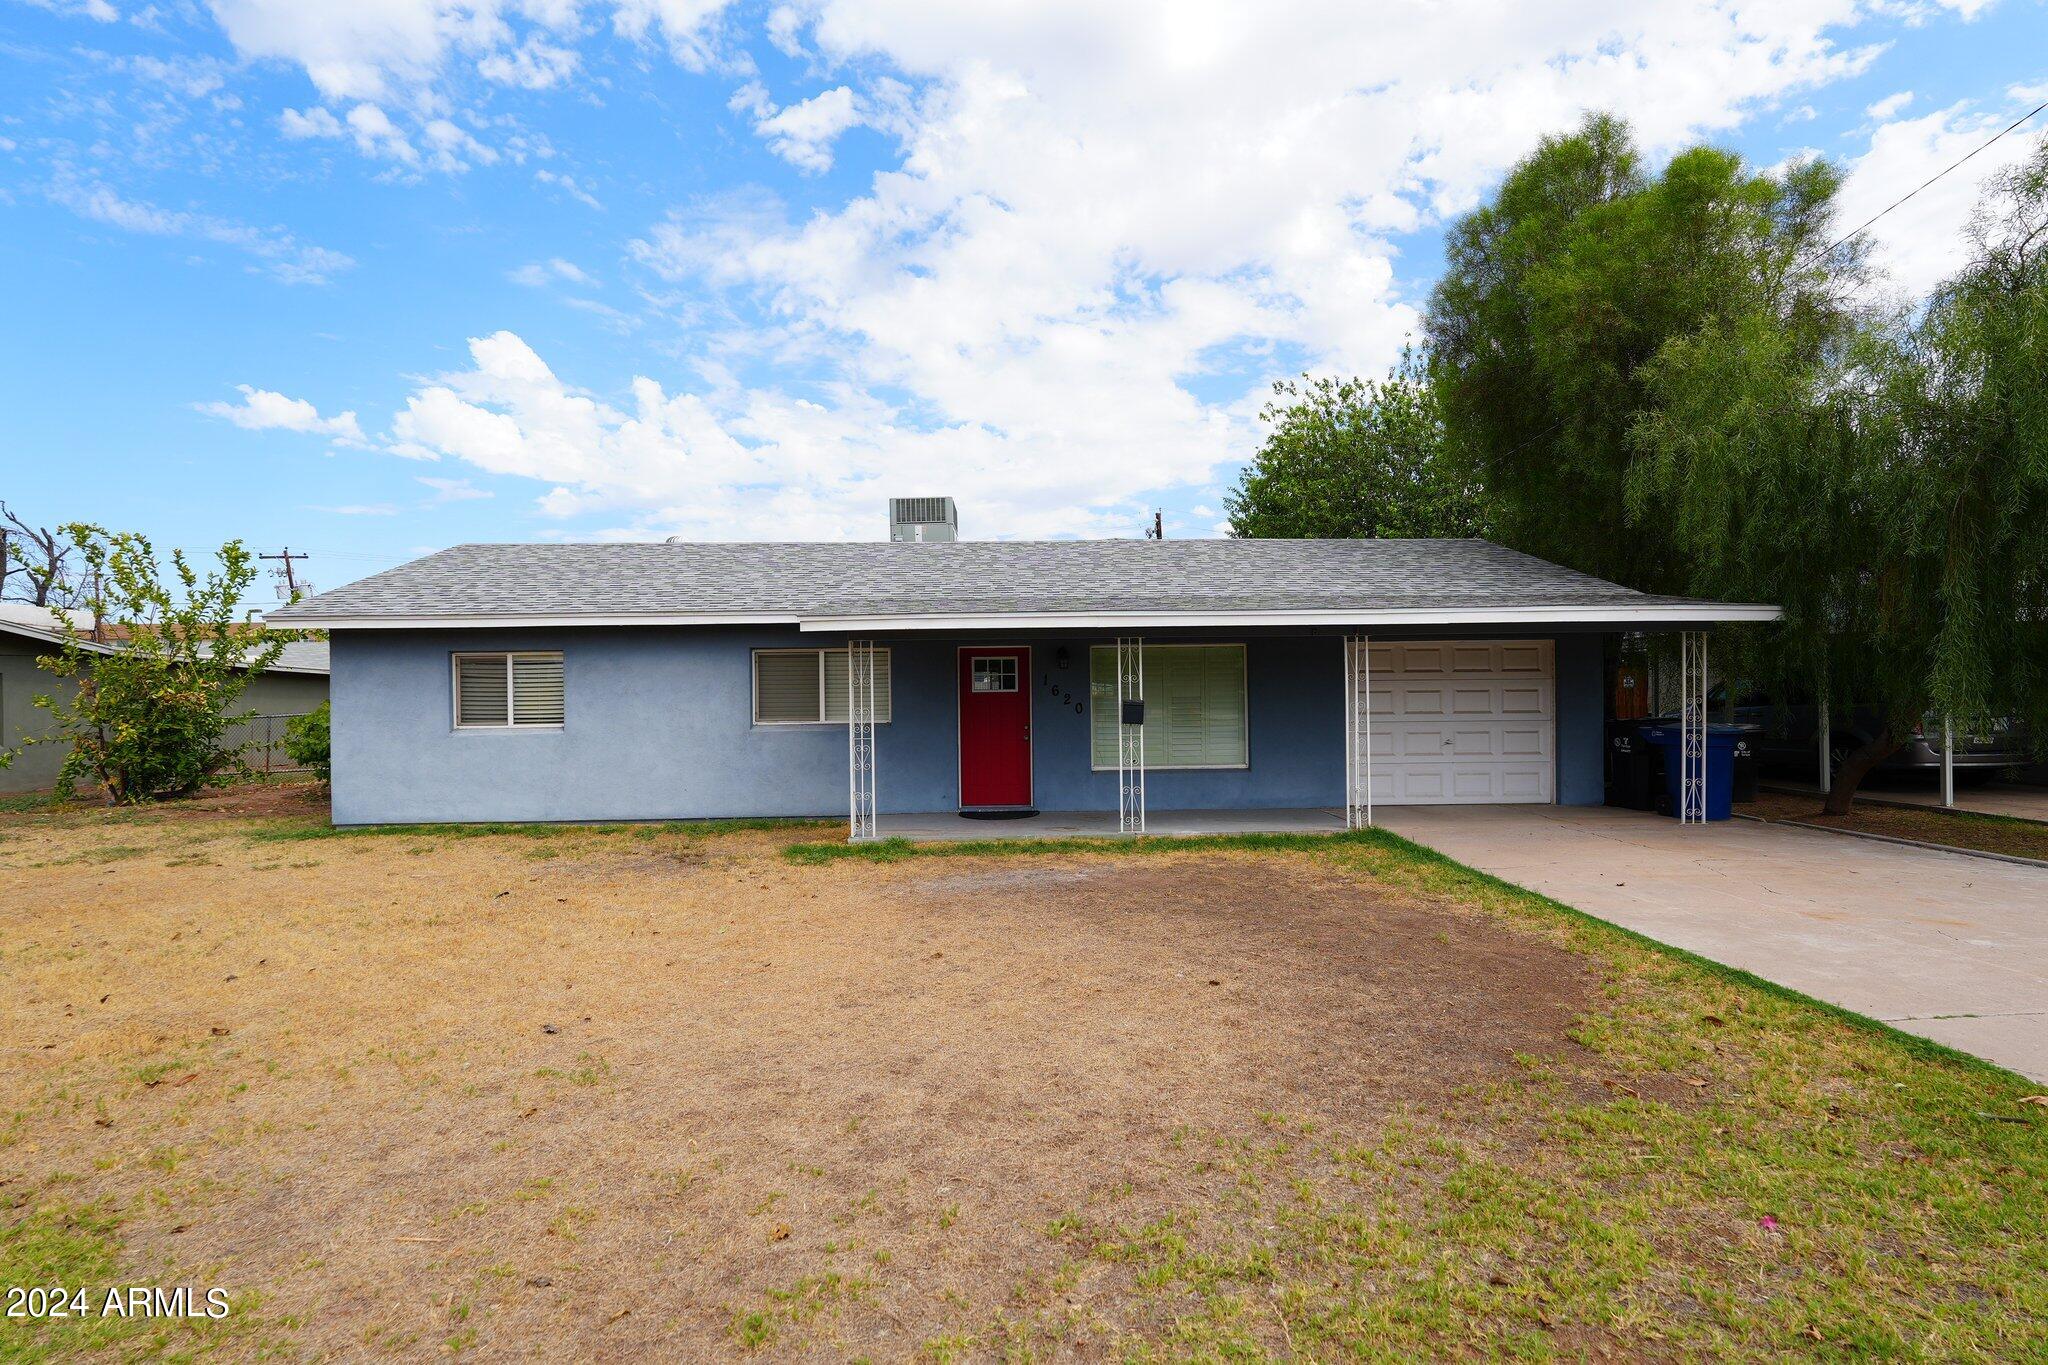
{"left": 1430, "top": 112, "right": 2048, "bottom": 811}
{"left": 1627, "top": 145, "right": 2048, "bottom": 810}
{"left": 1425, "top": 113, "right": 1859, "bottom": 594}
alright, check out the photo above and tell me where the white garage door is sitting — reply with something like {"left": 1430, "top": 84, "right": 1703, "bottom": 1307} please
{"left": 1357, "top": 640, "right": 1554, "bottom": 805}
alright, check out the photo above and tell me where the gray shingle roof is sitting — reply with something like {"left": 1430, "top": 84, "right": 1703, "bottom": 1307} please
{"left": 270, "top": 539, "right": 1770, "bottom": 626}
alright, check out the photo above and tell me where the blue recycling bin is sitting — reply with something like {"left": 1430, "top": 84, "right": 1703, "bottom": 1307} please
{"left": 1636, "top": 722, "right": 1743, "bottom": 821}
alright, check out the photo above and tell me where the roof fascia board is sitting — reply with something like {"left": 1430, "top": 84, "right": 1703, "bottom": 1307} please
{"left": 797, "top": 604, "right": 1783, "bottom": 632}
{"left": 268, "top": 612, "right": 802, "bottom": 630}
{"left": 278, "top": 604, "right": 1781, "bottom": 632}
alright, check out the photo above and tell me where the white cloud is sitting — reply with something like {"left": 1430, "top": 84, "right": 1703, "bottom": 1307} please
{"left": 478, "top": 35, "right": 580, "bottom": 88}
{"left": 49, "top": 175, "right": 354, "bottom": 284}
{"left": 609, "top": 0, "right": 736, "bottom": 69}
{"left": 1866, "top": 90, "right": 1914, "bottom": 120}
{"left": 345, "top": 102, "right": 419, "bottom": 164}
{"left": 20, "top": 0, "right": 118, "bottom": 20}
{"left": 417, "top": 475, "right": 493, "bottom": 501}
{"left": 117, "top": 53, "right": 231, "bottom": 97}
{"left": 753, "top": 85, "right": 862, "bottom": 173}
{"left": 534, "top": 167, "right": 603, "bottom": 208}
{"left": 198, "top": 384, "right": 368, "bottom": 444}
{"left": 279, "top": 105, "right": 345, "bottom": 139}
{"left": 509, "top": 256, "right": 595, "bottom": 286}
{"left": 1837, "top": 102, "right": 2045, "bottom": 297}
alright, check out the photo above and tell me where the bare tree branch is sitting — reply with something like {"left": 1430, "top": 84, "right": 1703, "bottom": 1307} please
{"left": 0, "top": 503, "right": 84, "bottom": 608}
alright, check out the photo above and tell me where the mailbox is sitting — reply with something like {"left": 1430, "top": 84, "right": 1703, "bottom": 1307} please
{"left": 1121, "top": 699, "right": 1146, "bottom": 725}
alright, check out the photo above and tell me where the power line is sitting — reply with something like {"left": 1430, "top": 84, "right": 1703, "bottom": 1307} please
{"left": 1825, "top": 97, "right": 2048, "bottom": 257}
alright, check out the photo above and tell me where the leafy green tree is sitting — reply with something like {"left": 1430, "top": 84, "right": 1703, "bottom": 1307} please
{"left": 0, "top": 529, "right": 292, "bottom": 802}
{"left": 1226, "top": 351, "right": 1487, "bottom": 540}
{"left": 1426, "top": 113, "right": 1857, "bottom": 592}
{"left": 1628, "top": 142, "right": 2048, "bottom": 812}
{"left": 284, "top": 702, "right": 332, "bottom": 783}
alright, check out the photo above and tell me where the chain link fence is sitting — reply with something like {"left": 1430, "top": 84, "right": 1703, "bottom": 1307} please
{"left": 222, "top": 713, "right": 312, "bottom": 775}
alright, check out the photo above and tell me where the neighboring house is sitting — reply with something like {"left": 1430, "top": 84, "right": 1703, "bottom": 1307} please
{"left": 0, "top": 605, "right": 329, "bottom": 794}
{"left": 270, "top": 503, "right": 1777, "bottom": 832}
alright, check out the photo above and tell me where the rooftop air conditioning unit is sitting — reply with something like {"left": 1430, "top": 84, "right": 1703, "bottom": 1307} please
{"left": 888, "top": 497, "right": 958, "bottom": 543}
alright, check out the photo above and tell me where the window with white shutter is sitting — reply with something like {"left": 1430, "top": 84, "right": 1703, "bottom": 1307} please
{"left": 453, "top": 652, "right": 565, "bottom": 729}
{"left": 754, "top": 648, "right": 892, "bottom": 724}
{"left": 1089, "top": 644, "right": 1247, "bottom": 769}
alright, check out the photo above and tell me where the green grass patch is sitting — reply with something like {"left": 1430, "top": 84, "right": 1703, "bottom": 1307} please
{"left": 244, "top": 815, "right": 832, "bottom": 844}
{"left": 0, "top": 1201, "right": 260, "bottom": 1360}
{"left": 784, "top": 829, "right": 1383, "bottom": 864}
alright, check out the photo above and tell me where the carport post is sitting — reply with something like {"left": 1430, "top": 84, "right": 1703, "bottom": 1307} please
{"left": 1941, "top": 716, "right": 1955, "bottom": 809}
{"left": 1818, "top": 697, "right": 1831, "bottom": 796}
{"left": 1679, "top": 631, "right": 1707, "bottom": 824}
{"left": 1342, "top": 634, "right": 1372, "bottom": 828}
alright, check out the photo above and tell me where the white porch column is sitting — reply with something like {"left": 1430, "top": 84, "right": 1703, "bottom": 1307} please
{"left": 847, "top": 638, "right": 878, "bottom": 842}
{"left": 1817, "top": 696, "right": 1831, "bottom": 795}
{"left": 1343, "top": 634, "right": 1373, "bottom": 828}
{"left": 1116, "top": 636, "right": 1146, "bottom": 834}
{"left": 1679, "top": 631, "right": 1708, "bottom": 824}
{"left": 1941, "top": 715, "right": 1956, "bottom": 809}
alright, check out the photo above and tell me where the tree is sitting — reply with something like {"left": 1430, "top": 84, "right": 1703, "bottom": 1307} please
{"left": 283, "top": 702, "right": 332, "bottom": 783}
{"left": 0, "top": 528, "right": 293, "bottom": 802}
{"left": 1425, "top": 113, "right": 1858, "bottom": 593}
{"left": 1, "top": 503, "right": 84, "bottom": 607}
{"left": 1627, "top": 139, "right": 2048, "bottom": 813}
{"left": 1225, "top": 351, "right": 1488, "bottom": 540}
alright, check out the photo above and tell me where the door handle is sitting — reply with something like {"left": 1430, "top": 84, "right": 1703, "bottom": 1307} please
{"left": 1023, "top": 724, "right": 1031, "bottom": 739}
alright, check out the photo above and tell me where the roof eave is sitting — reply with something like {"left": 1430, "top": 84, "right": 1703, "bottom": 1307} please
{"left": 798, "top": 604, "right": 1783, "bottom": 631}
{"left": 273, "top": 603, "right": 1782, "bottom": 632}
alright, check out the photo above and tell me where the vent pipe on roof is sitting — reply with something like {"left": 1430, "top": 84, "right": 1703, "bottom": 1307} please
{"left": 888, "top": 497, "right": 958, "bottom": 543}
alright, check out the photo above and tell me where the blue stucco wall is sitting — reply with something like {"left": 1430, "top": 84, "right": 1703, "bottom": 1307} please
{"left": 329, "top": 627, "right": 1607, "bottom": 824}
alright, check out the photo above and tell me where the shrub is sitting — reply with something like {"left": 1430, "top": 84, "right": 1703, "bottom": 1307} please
{"left": 0, "top": 528, "right": 295, "bottom": 802}
{"left": 283, "top": 702, "right": 331, "bottom": 782}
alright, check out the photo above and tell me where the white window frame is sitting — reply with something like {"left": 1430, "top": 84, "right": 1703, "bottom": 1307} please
{"left": 450, "top": 651, "right": 565, "bottom": 731}
{"left": 752, "top": 647, "right": 894, "bottom": 727}
{"left": 1088, "top": 642, "right": 1250, "bottom": 771}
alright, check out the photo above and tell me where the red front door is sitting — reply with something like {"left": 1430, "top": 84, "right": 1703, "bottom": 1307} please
{"left": 958, "top": 648, "right": 1032, "bottom": 808}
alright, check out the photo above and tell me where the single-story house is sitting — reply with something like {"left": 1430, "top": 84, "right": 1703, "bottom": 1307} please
{"left": 270, "top": 510, "right": 1777, "bottom": 834}
{"left": 0, "top": 605, "right": 330, "bottom": 794}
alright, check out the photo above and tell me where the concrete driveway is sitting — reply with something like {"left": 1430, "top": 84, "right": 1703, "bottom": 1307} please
{"left": 1376, "top": 805, "right": 2048, "bottom": 1081}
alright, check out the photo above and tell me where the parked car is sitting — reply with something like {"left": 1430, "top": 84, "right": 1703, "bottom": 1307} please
{"left": 1731, "top": 691, "right": 2030, "bottom": 782}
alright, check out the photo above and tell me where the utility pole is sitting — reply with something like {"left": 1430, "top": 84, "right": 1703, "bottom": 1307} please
{"left": 1146, "top": 510, "right": 1164, "bottom": 540}
{"left": 260, "top": 547, "right": 312, "bottom": 603}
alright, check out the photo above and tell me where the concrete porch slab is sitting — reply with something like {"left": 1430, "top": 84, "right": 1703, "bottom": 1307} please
{"left": 879, "top": 807, "right": 1348, "bottom": 841}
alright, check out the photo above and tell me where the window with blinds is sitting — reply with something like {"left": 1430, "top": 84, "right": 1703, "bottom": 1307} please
{"left": 754, "top": 648, "right": 893, "bottom": 724}
{"left": 453, "top": 652, "right": 565, "bottom": 728}
{"left": 1089, "top": 644, "right": 1247, "bottom": 769}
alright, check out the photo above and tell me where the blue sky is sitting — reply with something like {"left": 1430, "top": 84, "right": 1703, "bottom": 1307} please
{"left": 2, "top": 0, "right": 2043, "bottom": 604}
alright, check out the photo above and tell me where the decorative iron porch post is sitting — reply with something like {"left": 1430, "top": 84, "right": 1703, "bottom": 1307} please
{"left": 1679, "top": 631, "right": 1707, "bottom": 824}
{"left": 1343, "top": 634, "right": 1373, "bottom": 828}
{"left": 847, "top": 638, "right": 878, "bottom": 841}
{"left": 1116, "top": 636, "right": 1146, "bottom": 834}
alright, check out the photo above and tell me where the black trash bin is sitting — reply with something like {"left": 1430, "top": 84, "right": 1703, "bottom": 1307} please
{"left": 1729, "top": 724, "right": 1761, "bottom": 803}
{"left": 1607, "top": 719, "right": 1658, "bottom": 810}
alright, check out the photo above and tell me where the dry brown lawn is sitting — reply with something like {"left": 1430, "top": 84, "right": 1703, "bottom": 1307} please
{"left": 1743, "top": 790, "right": 2048, "bottom": 862}
{"left": 4, "top": 785, "right": 2044, "bottom": 1361}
